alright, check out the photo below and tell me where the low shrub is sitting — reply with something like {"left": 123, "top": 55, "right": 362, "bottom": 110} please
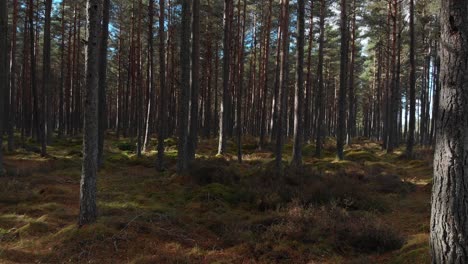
{"left": 116, "top": 141, "right": 135, "bottom": 152}
{"left": 190, "top": 158, "right": 240, "bottom": 185}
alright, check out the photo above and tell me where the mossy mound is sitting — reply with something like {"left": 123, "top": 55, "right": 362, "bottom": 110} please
{"left": 17, "top": 219, "right": 50, "bottom": 237}
{"left": 345, "top": 150, "right": 380, "bottom": 162}
{"left": 391, "top": 234, "right": 430, "bottom": 264}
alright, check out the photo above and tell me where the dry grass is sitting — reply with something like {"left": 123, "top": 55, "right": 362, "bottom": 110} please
{"left": 0, "top": 138, "right": 432, "bottom": 263}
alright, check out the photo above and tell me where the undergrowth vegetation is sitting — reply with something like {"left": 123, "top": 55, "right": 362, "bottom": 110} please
{"left": 0, "top": 137, "right": 432, "bottom": 263}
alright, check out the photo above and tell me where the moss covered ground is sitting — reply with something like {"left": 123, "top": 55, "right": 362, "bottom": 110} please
{"left": 0, "top": 136, "right": 432, "bottom": 263}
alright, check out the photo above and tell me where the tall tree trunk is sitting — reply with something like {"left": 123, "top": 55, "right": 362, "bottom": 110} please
{"left": 40, "top": 0, "right": 52, "bottom": 156}
{"left": 29, "top": 0, "right": 41, "bottom": 145}
{"left": 406, "top": 0, "right": 416, "bottom": 157}
{"left": 8, "top": 0, "right": 18, "bottom": 151}
{"left": 275, "top": 0, "right": 289, "bottom": 174}
{"left": 259, "top": 0, "right": 273, "bottom": 150}
{"left": 236, "top": 0, "right": 246, "bottom": 163}
{"left": 188, "top": 0, "right": 200, "bottom": 161}
{"left": 347, "top": 0, "right": 356, "bottom": 144}
{"left": 304, "top": 0, "right": 314, "bottom": 143}
{"left": 315, "top": 0, "right": 325, "bottom": 157}
{"left": 430, "top": 0, "right": 468, "bottom": 261}
{"left": 136, "top": 0, "right": 144, "bottom": 157}
{"left": 98, "top": 0, "right": 110, "bottom": 167}
{"left": 58, "top": 0, "right": 66, "bottom": 138}
{"left": 0, "top": 0, "right": 7, "bottom": 175}
{"left": 79, "top": 0, "right": 101, "bottom": 226}
{"left": 218, "top": 0, "right": 233, "bottom": 155}
{"left": 336, "top": 0, "right": 348, "bottom": 160}
{"left": 157, "top": 0, "right": 166, "bottom": 171}
{"left": 291, "top": 0, "right": 305, "bottom": 166}
{"left": 43, "top": 0, "right": 52, "bottom": 151}
{"left": 177, "top": 0, "right": 191, "bottom": 172}
{"left": 143, "top": 0, "right": 155, "bottom": 153}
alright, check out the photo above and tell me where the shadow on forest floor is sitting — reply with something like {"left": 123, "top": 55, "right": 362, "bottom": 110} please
{"left": 0, "top": 136, "right": 432, "bottom": 263}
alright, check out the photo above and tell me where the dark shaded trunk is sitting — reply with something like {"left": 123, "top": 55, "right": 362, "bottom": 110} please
{"left": 218, "top": 0, "right": 233, "bottom": 155}
{"left": 347, "top": 0, "right": 356, "bottom": 144}
{"left": 177, "top": 0, "right": 191, "bottom": 172}
{"left": 79, "top": 0, "right": 101, "bottom": 226}
{"left": 336, "top": 0, "right": 348, "bottom": 160}
{"left": 188, "top": 0, "right": 200, "bottom": 161}
{"left": 98, "top": 0, "right": 110, "bottom": 167}
{"left": 405, "top": 0, "right": 416, "bottom": 158}
{"left": 314, "top": 0, "right": 325, "bottom": 157}
{"left": 275, "top": 0, "right": 289, "bottom": 174}
{"left": 29, "top": 0, "right": 41, "bottom": 146}
{"left": 143, "top": 0, "right": 155, "bottom": 154}
{"left": 58, "top": 0, "right": 66, "bottom": 139}
{"left": 8, "top": 0, "right": 18, "bottom": 151}
{"left": 236, "top": 0, "right": 246, "bottom": 162}
{"left": 43, "top": 0, "right": 52, "bottom": 152}
{"left": 291, "top": 0, "right": 305, "bottom": 166}
{"left": 259, "top": 0, "right": 273, "bottom": 150}
{"left": 157, "top": 0, "right": 166, "bottom": 171}
{"left": 0, "top": 0, "right": 7, "bottom": 175}
{"left": 304, "top": 0, "right": 314, "bottom": 143}
{"left": 430, "top": 0, "right": 468, "bottom": 262}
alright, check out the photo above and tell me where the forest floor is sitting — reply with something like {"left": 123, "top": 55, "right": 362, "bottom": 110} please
{"left": 0, "top": 135, "right": 433, "bottom": 263}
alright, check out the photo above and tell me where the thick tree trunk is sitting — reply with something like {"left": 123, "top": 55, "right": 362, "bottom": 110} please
{"left": 188, "top": 0, "right": 200, "bottom": 161}
{"left": 291, "top": 0, "right": 305, "bottom": 166}
{"left": 98, "top": 0, "right": 110, "bottom": 168}
{"left": 258, "top": 0, "right": 273, "bottom": 150}
{"left": 430, "top": 0, "right": 468, "bottom": 262}
{"left": 79, "top": 0, "right": 101, "bottom": 226}
{"left": 275, "top": 0, "right": 289, "bottom": 173}
{"left": 29, "top": 0, "right": 41, "bottom": 145}
{"left": 315, "top": 0, "right": 325, "bottom": 157}
{"left": 336, "top": 0, "right": 348, "bottom": 160}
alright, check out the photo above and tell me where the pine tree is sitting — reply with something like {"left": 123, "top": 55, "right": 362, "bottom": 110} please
{"left": 291, "top": 0, "right": 305, "bottom": 166}
{"left": 430, "top": 0, "right": 468, "bottom": 261}
{"left": 0, "top": 0, "right": 7, "bottom": 176}
{"left": 79, "top": 0, "right": 102, "bottom": 226}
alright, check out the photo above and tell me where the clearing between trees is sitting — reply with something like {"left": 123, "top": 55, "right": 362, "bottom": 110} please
{"left": 0, "top": 137, "right": 432, "bottom": 263}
